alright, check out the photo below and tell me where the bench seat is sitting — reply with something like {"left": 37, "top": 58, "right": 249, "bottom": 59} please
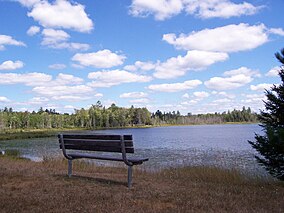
{"left": 69, "top": 153, "right": 148, "bottom": 165}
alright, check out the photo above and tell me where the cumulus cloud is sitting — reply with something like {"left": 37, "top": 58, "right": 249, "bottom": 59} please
{"left": 124, "top": 61, "right": 156, "bottom": 72}
{"left": 129, "top": 98, "right": 150, "bottom": 104}
{"left": 129, "top": 0, "right": 183, "bottom": 21}
{"left": 182, "top": 93, "right": 190, "bottom": 99}
{"left": 205, "top": 75, "right": 252, "bottom": 90}
{"left": 148, "top": 80, "right": 202, "bottom": 92}
{"left": 41, "top": 28, "right": 90, "bottom": 51}
{"left": 0, "top": 60, "right": 24, "bottom": 70}
{"left": 27, "top": 25, "right": 40, "bottom": 36}
{"left": 52, "top": 73, "right": 84, "bottom": 86}
{"left": 120, "top": 92, "right": 148, "bottom": 98}
{"left": 269, "top": 28, "right": 284, "bottom": 36}
{"left": 88, "top": 70, "right": 152, "bottom": 87}
{"left": 17, "top": 0, "right": 40, "bottom": 7}
{"left": 154, "top": 50, "right": 228, "bottom": 79}
{"left": 129, "top": 0, "right": 261, "bottom": 20}
{"left": 266, "top": 67, "right": 280, "bottom": 77}
{"left": 72, "top": 50, "right": 126, "bottom": 68}
{"left": 223, "top": 67, "right": 261, "bottom": 77}
{"left": 184, "top": 0, "right": 262, "bottom": 19}
{"left": 193, "top": 91, "right": 209, "bottom": 99}
{"left": 48, "top": 63, "right": 66, "bottom": 70}
{"left": 0, "top": 96, "right": 11, "bottom": 103}
{"left": 0, "top": 72, "right": 51, "bottom": 86}
{"left": 250, "top": 83, "right": 275, "bottom": 91}
{"left": 204, "top": 67, "right": 258, "bottom": 90}
{"left": 26, "top": 0, "right": 94, "bottom": 33}
{"left": 215, "top": 91, "right": 235, "bottom": 99}
{"left": 163, "top": 23, "right": 269, "bottom": 53}
{"left": 32, "top": 85, "right": 94, "bottom": 100}
{"left": 0, "top": 35, "right": 26, "bottom": 50}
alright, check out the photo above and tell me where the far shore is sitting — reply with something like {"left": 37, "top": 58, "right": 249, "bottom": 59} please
{"left": 0, "top": 122, "right": 259, "bottom": 141}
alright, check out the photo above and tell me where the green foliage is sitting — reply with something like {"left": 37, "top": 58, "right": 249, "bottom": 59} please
{"left": 151, "top": 106, "right": 258, "bottom": 125}
{"left": 249, "top": 48, "right": 284, "bottom": 180}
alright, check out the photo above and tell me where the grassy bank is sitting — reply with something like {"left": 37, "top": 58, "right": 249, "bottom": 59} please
{"left": 0, "top": 128, "right": 89, "bottom": 141}
{"left": 0, "top": 156, "right": 283, "bottom": 212}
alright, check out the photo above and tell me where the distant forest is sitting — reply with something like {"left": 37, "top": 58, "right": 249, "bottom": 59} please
{"left": 0, "top": 101, "right": 258, "bottom": 130}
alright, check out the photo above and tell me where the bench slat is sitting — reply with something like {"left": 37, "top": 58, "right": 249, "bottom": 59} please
{"left": 60, "top": 144, "right": 134, "bottom": 153}
{"left": 60, "top": 139, "right": 133, "bottom": 147}
{"left": 58, "top": 134, "right": 132, "bottom": 141}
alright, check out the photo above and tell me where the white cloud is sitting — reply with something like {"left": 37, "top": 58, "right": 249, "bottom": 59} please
{"left": 26, "top": 97, "right": 49, "bottom": 105}
{"left": 0, "top": 60, "right": 24, "bottom": 70}
{"left": 163, "top": 23, "right": 269, "bottom": 53}
{"left": 205, "top": 67, "right": 259, "bottom": 90}
{"left": 53, "top": 73, "right": 83, "bottom": 86}
{"left": 181, "top": 100, "right": 198, "bottom": 105}
{"left": 193, "top": 91, "right": 209, "bottom": 99}
{"left": 129, "top": 0, "right": 261, "bottom": 20}
{"left": 41, "top": 28, "right": 90, "bottom": 51}
{"left": 223, "top": 67, "right": 260, "bottom": 78}
{"left": 184, "top": 0, "right": 262, "bottom": 19}
{"left": 205, "top": 75, "right": 252, "bottom": 90}
{"left": 0, "top": 96, "right": 11, "bottom": 103}
{"left": 154, "top": 50, "right": 228, "bottom": 79}
{"left": 269, "top": 28, "right": 284, "bottom": 36}
{"left": 17, "top": 0, "right": 40, "bottom": 7}
{"left": 148, "top": 80, "right": 202, "bottom": 92}
{"left": 27, "top": 0, "right": 94, "bottom": 33}
{"left": 124, "top": 61, "right": 156, "bottom": 72}
{"left": 129, "top": 0, "right": 183, "bottom": 21}
{"left": 216, "top": 91, "right": 235, "bottom": 99}
{"left": 88, "top": 70, "right": 152, "bottom": 87}
{"left": 32, "top": 85, "right": 94, "bottom": 97}
{"left": 0, "top": 35, "right": 26, "bottom": 50}
{"left": 48, "top": 63, "right": 66, "bottom": 70}
{"left": 250, "top": 83, "right": 274, "bottom": 91}
{"left": 0, "top": 72, "right": 51, "bottom": 86}
{"left": 266, "top": 67, "right": 280, "bottom": 77}
{"left": 129, "top": 98, "right": 150, "bottom": 104}
{"left": 120, "top": 92, "right": 148, "bottom": 98}
{"left": 27, "top": 25, "right": 40, "bottom": 36}
{"left": 0, "top": 72, "right": 83, "bottom": 88}
{"left": 182, "top": 93, "right": 190, "bottom": 99}
{"left": 72, "top": 50, "right": 126, "bottom": 68}
{"left": 212, "top": 98, "right": 231, "bottom": 103}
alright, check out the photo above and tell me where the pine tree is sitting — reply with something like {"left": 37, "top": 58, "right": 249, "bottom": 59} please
{"left": 249, "top": 48, "right": 284, "bottom": 180}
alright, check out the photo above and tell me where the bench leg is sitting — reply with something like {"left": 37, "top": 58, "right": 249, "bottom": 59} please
{"left": 128, "top": 166, "right": 133, "bottom": 188}
{"left": 68, "top": 159, "right": 72, "bottom": 177}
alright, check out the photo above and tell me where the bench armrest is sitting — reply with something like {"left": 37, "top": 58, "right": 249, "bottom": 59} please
{"left": 120, "top": 135, "right": 133, "bottom": 166}
{"left": 59, "top": 134, "right": 73, "bottom": 160}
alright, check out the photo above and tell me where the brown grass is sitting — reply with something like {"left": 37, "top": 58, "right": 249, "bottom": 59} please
{"left": 0, "top": 156, "right": 283, "bottom": 213}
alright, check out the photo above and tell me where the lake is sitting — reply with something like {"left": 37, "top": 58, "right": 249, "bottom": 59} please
{"left": 0, "top": 124, "right": 267, "bottom": 177}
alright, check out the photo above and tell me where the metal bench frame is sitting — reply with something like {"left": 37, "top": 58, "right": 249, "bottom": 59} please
{"left": 59, "top": 134, "right": 148, "bottom": 188}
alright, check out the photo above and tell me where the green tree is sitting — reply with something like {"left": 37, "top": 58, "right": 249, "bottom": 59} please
{"left": 249, "top": 48, "right": 284, "bottom": 180}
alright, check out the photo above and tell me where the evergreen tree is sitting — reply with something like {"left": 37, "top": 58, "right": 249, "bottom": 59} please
{"left": 249, "top": 48, "right": 284, "bottom": 180}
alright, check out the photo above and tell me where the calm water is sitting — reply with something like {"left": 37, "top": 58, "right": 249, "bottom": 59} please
{"left": 0, "top": 124, "right": 266, "bottom": 176}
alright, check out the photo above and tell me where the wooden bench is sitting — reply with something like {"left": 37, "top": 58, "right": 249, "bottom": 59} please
{"left": 58, "top": 134, "right": 148, "bottom": 187}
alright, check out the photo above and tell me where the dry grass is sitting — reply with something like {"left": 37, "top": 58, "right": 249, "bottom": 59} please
{"left": 0, "top": 156, "right": 283, "bottom": 213}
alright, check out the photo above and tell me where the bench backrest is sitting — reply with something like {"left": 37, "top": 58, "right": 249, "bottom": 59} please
{"left": 58, "top": 134, "right": 134, "bottom": 153}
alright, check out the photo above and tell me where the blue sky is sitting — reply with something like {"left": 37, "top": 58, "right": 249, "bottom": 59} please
{"left": 0, "top": 0, "right": 283, "bottom": 114}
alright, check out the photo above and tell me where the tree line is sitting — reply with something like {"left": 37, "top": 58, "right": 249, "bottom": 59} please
{"left": 0, "top": 102, "right": 258, "bottom": 130}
